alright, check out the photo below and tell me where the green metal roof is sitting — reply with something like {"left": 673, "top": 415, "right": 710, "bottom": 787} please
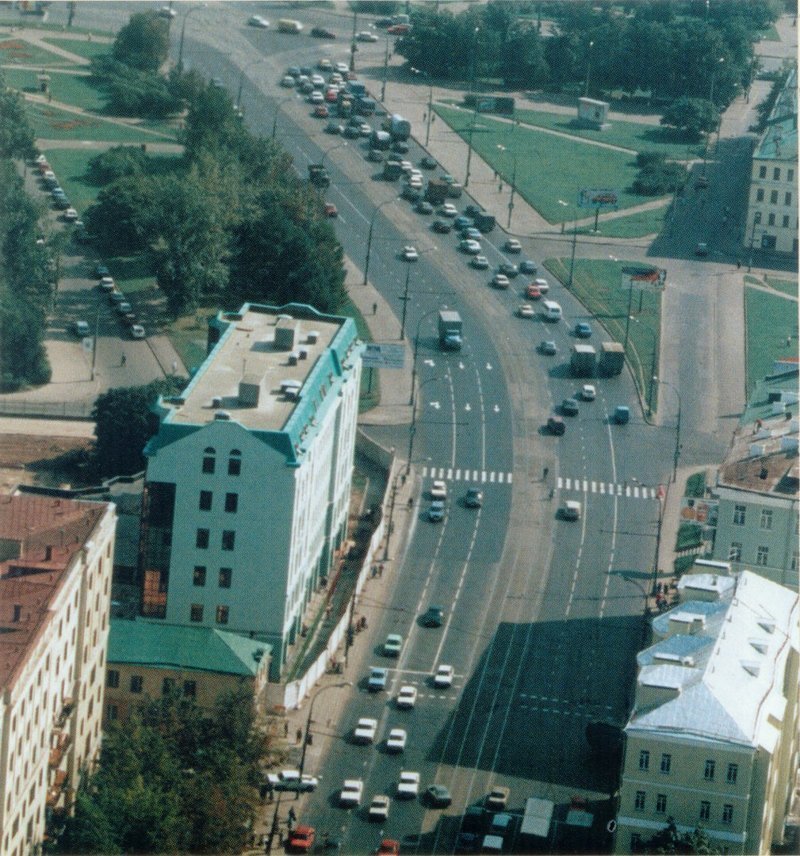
{"left": 740, "top": 369, "right": 798, "bottom": 426}
{"left": 108, "top": 618, "right": 271, "bottom": 676}
{"left": 753, "top": 67, "right": 797, "bottom": 161}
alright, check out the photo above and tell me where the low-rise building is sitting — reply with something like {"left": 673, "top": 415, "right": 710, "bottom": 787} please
{"left": 615, "top": 571, "right": 799, "bottom": 855}
{"left": 0, "top": 494, "right": 115, "bottom": 856}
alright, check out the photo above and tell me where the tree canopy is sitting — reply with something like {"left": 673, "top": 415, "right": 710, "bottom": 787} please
{"left": 112, "top": 12, "right": 170, "bottom": 73}
{"left": 660, "top": 98, "right": 720, "bottom": 140}
{"left": 636, "top": 817, "right": 722, "bottom": 854}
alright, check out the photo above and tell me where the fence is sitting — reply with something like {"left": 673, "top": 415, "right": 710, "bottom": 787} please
{"left": 0, "top": 398, "right": 94, "bottom": 419}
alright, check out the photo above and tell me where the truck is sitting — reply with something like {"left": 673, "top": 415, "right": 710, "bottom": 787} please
{"left": 347, "top": 81, "right": 367, "bottom": 99}
{"left": 382, "top": 113, "right": 411, "bottom": 141}
{"left": 424, "top": 178, "right": 450, "bottom": 205}
{"left": 599, "top": 341, "right": 625, "bottom": 376}
{"left": 277, "top": 19, "right": 303, "bottom": 33}
{"left": 571, "top": 344, "right": 597, "bottom": 377}
{"left": 472, "top": 211, "right": 496, "bottom": 233}
{"left": 356, "top": 97, "right": 376, "bottom": 115}
{"left": 307, "top": 164, "right": 330, "bottom": 188}
{"left": 438, "top": 310, "right": 463, "bottom": 351}
{"left": 383, "top": 160, "right": 403, "bottom": 181}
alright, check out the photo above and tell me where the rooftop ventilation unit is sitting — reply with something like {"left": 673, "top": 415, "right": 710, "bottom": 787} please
{"left": 781, "top": 435, "right": 799, "bottom": 452}
{"left": 214, "top": 411, "right": 231, "bottom": 420}
{"left": 749, "top": 443, "right": 766, "bottom": 457}
{"left": 288, "top": 352, "right": 298, "bottom": 366}
{"left": 298, "top": 347, "right": 308, "bottom": 360}
{"left": 275, "top": 318, "right": 298, "bottom": 351}
{"left": 307, "top": 330, "right": 320, "bottom": 344}
{"left": 211, "top": 396, "right": 222, "bottom": 408}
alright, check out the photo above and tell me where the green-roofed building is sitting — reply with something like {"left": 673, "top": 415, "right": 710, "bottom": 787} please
{"left": 104, "top": 618, "right": 272, "bottom": 724}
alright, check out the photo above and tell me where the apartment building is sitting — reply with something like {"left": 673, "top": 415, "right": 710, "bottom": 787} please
{"left": 615, "top": 571, "right": 799, "bottom": 854}
{"left": 744, "top": 66, "right": 798, "bottom": 256}
{"left": 140, "top": 303, "right": 362, "bottom": 679}
{"left": 711, "top": 371, "right": 798, "bottom": 590}
{"left": 0, "top": 494, "right": 116, "bottom": 856}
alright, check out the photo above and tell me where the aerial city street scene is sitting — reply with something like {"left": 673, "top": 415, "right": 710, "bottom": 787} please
{"left": 0, "top": 1, "right": 797, "bottom": 854}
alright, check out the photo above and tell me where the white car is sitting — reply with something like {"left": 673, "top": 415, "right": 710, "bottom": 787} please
{"left": 384, "top": 634, "right": 403, "bottom": 657}
{"left": 130, "top": 324, "right": 146, "bottom": 339}
{"left": 430, "top": 480, "right": 447, "bottom": 500}
{"left": 470, "top": 254, "right": 489, "bottom": 269}
{"left": 329, "top": 72, "right": 344, "bottom": 85}
{"left": 433, "top": 664, "right": 454, "bottom": 688}
{"left": 402, "top": 246, "right": 418, "bottom": 262}
{"left": 335, "top": 61, "right": 350, "bottom": 74}
{"left": 518, "top": 303, "right": 535, "bottom": 318}
{"left": 266, "top": 770, "right": 319, "bottom": 792}
{"left": 582, "top": 384, "right": 597, "bottom": 401}
{"left": 73, "top": 320, "right": 90, "bottom": 337}
{"left": 280, "top": 75, "right": 296, "bottom": 88}
{"left": 158, "top": 6, "right": 176, "bottom": 18}
{"left": 397, "top": 771, "right": 420, "bottom": 799}
{"left": 492, "top": 273, "right": 510, "bottom": 289}
{"left": 396, "top": 685, "right": 417, "bottom": 709}
{"left": 99, "top": 276, "right": 115, "bottom": 291}
{"left": 460, "top": 239, "right": 482, "bottom": 254}
{"left": 408, "top": 168, "right": 422, "bottom": 181}
{"left": 386, "top": 728, "right": 407, "bottom": 753}
{"left": 318, "top": 58, "right": 333, "bottom": 71}
{"left": 533, "top": 277, "right": 550, "bottom": 294}
{"left": 340, "top": 779, "right": 364, "bottom": 807}
{"left": 353, "top": 717, "right": 378, "bottom": 744}
{"left": 357, "top": 30, "right": 379, "bottom": 42}
{"left": 309, "top": 91, "right": 325, "bottom": 104}
{"left": 368, "top": 795, "right": 390, "bottom": 820}
{"left": 247, "top": 15, "right": 269, "bottom": 28}
{"left": 400, "top": 160, "right": 413, "bottom": 173}
{"left": 561, "top": 500, "right": 582, "bottom": 521}
{"left": 505, "top": 238, "right": 522, "bottom": 253}
{"left": 63, "top": 207, "right": 79, "bottom": 222}
{"left": 440, "top": 203, "right": 458, "bottom": 217}
{"left": 311, "top": 73, "right": 325, "bottom": 88}
{"left": 408, "top": 175, "right": 423, "bottom": 189}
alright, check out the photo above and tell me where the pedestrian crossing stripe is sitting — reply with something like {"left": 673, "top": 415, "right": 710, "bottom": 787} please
{"left": 557, "top": 477, "right": 656, "bottom": 499}
{"left": 422, "top": 466, "right": 513, "bottom": 484}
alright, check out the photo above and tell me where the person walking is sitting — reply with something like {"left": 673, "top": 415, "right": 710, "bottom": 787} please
{"left": 120, "top": 353, "right": 126, "bottom": 367}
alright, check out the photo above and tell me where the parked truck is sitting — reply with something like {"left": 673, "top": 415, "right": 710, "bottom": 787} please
{"left": 424, "top": 178, "right": 450, "bottom": 205}
{"left": 382, "top": 113, "right": 411, "bottom": 141}
{"left": 473, "top": 211, "right": 496, "bottom": 233}
{"left": 308, "top": 164, "right": 330, "bottom": 188}
{"left": 598, "top": 341, "right": 625, "bottom": 376}
{"left": 571, "top": 344, "right": 597, "bottom": 377}
{"left": 438, "top": 310, "right": 463, "bottom": 351}
{"left": 383, "top": 160, "right": 403, "bottom": 181}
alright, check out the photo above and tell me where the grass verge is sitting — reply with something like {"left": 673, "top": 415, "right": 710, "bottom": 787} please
{"left": 764, "top": 276, "right": 798, "bottom": 298}
{"left": 26, "top": 100, "right": 174, "bottom": 143}
{"left": 744, "top": 285, "right": 798, "bottom": 396}
{"left": 575, "top": 204, "right": 669, "bottom": 239}
{"left": 5, "top": 66, "right": 105, "bottom": 112}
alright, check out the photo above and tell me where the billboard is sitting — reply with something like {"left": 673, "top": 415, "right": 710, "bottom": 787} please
{"left": 361, "top": 343, "right": 405, "bottom": 370}
{"left": 578, "top": 188, "right": 619, "bottom": 209}
{"left": 621, "top": 265, "right": 667, "bottom": 292}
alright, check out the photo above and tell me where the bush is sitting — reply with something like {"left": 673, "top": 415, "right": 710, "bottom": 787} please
{"left": 632, "top": 153, "right": 687, "bottom": 195}
{"left": 684, "top": 471, "right": 707, "bottom": 498}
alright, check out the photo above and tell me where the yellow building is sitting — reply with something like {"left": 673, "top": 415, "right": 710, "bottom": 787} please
{"left": 0, "top": 494, "right": 116, "bottom": 856}
{"left": 615, "top": 571, "right": 799, "bottom": 854}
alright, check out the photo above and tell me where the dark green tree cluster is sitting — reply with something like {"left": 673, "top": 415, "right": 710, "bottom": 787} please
{"left": 53, "top": 686, "right": 262, "bottom": 854}
{"left": 632, "top": 151, "right": 688, "bottom": 195}
{"left": 634, "top": 816, "right": 722, "bottom": 854}
{"left": 660, "top": 97, "right": 720, "bottom": 141}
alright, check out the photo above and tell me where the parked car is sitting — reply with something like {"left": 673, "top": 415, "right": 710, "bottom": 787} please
{"left": 280, "top": 75, "right": 296, "bottom": 88}
{"left": 247, "top": 15, "right": 269, "bottom": 28}
{"left": 385, "top": 728, "right": 407, "bottom": 752}
{"left": 396, "top": 685, "right": 417, "bottom": 709}
{"left": 73, "top": 320, "right": 90, "bottom": 337}
{"left": 562, "top": 397, "right": 580, "bottom": 416}
{"left": 505, "top": 238, "right": 522, "bottom": 253}
{"left": 384, "top": 633, "right": 403, "bottom": 656}
{"left": 266, "top": 770, "right": 319, "bottom": 792}
{"left": 547, "top": 416, "right": 565, "bottom": 435}
{"left": 130, "top": 324, "right": 146, "bottom": 339}
{"left": 426, "top": 784, "right": 453, "bottom": 807}
{"left": 287, "top": 826, "right": 315, "bottom": 853}
{"left": 420, "top": 155, "right": 437, "bottom": 169}
{"left": 367, "top": 667, "right": 388, "bottom": 691}
{"left": 324, "top": 202, "right": 338, "bottom": 217}
{"left": 433, "top": 664, "right": 454, "bottom": 688}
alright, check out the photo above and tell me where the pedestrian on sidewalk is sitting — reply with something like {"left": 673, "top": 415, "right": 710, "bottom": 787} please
{"left": 120, "top": 353, "right": 126, "bottom": 367}
{"left": 296, "top": 727, "right": 302, "bottom": 744}
{"left": 372, "top": 302, "right": 377, "bottom": 315}
{"left": 737, "top": 259, "right": 741, "bottom": 269}
{"left": 284, "top": 721, "right": 288, "bottom": 737}
{"left": 378, "top": 563, "right": 384, "bottom": 577}
{"left": 542, "top": 466, "right": 549, "bottom": 481}
{"left": 498, "top": 183, "right": 503, "bottom": 193}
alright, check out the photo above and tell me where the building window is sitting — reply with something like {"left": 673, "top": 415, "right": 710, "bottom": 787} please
{"left": 199, "top": 490, "right": 212, "bottom": 511}
{"left": 634, "top": 791, "right": 646, "bottom": 811}
{"left": 733, "top": 504, "right": 746, "bottom": 525}
{"left": 193, "top": 565, "right": 206, "bottom": 586}
{"left": 202, "top": 447, "right": 216, "bottom": 474}
{"left": 784, "top": 215, "right": 791, "bottom": 228}
{"left": 225, "top": 492, "right": 238, "bottom": 513}
{"left": 106, "top": 669, "right": 119, "bottom": 688}
{"left": 660, "top": 753, "right": 671, "bottom": 774}
{"left": 639, "top": 750, "right": 650, "bottom": 771}
{"left": 722, "top": 804, "right": 733, "bottom": 824}
{"left": 221, "top": 530, "right": 235, "bottom": 551}
{"left": 791, "top": 551, "right": 798, "bottom": 572}
{"left": 130, "top": 675, "right": 143, "bottom": 693}
{"left": 768, "top": 213, "right": 775, "bottom": 226}
{"left": 196, "top": 528, "right": 210, "bottom": 549}
{"left": 759, "top": 165, "right": 766, "bottom": 178}
{"left": 760, "top": 508, "right": 773, "bottom": 530}
{"left": 219, "top": 567, "right": 232, "bottom": 588}
{"left": 788, "top": 168, "right": 794, "bottom": 182}
{"left": 704, "top": 759, "right": 715, "bottom": 780}
{"left": 216, "top": 605, "right": 229, "bottom": 625}
{"left": 785, "top": 192, "right": 792, "bottom": 205}
{"left": 162, "top": 678, "right": 175, "bottom": 695}
{"left": 184, "top": 681, "right": 196, "bottom": 698}
{"left": 754, "top": 211, "right": 762, "bottom": 224}
{"left": 190, "top": 604, "right": 203, "bottom": 622}
{"left": 656, "top": 794, "right": 667, "bottom": 814}
{"left": 106, "top": 703, "right": 118, "bottom": 721}
{"left": 756, "top": 188, "right": 764, "bottom": 201}
{"left": 726, "top": 763, "right": 738, "bottom": 784}
{"left": 700, "top": 801, "right": 711, "bottom": 820}
{"left": 756, "top": 545, "right": 769, "bottom": 566}
{"left": 773, "top": 167, "right": 780, "bottom": 181}
{"left": 729, "top": 542, "right": 742, "bottom": 562}
{"left": 228, "top": 450, "right": 241, "bottom": 476}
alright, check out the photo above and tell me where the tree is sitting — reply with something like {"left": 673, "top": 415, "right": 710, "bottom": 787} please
{"left": 639, "top": 817, "right": 722, "bottom": 854}
{"left": 84, "top": 174, "right": 156, "bottom": 255}
{"left": 632, "top": 151, "right": 687, "bottom": 195}
{"left": 112, "top": 12, "right": 170, "bottom": 73}
{"left": 87, "top": 144, "right": 151, "bottom": 185}
{"left": 0, "top": 76, "right": 36, "bottom": 159}
{"left": 660, "top": 97, "right": 719, "bottom": 140}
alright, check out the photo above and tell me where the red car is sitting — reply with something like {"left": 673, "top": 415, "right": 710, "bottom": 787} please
{"left": 288, "top": 826, "right": 315, "bottom": 853}
{"left": 313, "top": 104, "right": 329, "bottom": 118}
{"left": 387, "top": 23, "right": 410, "bottom": 34}
{"left": 526, "top": 283, "right": 542, "bottom": 299}
{"left": 378, "top": 840, "right": 400, "bottom": 855}
{"left": 324, "top": 202, "right": 338, "bottom": 217}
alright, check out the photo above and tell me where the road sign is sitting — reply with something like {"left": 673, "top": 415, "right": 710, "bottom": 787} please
{"left": 621, "top": 266, "right": 667, "bottom": 292}
{"left": 578, "top": 188, "right": 619, "bottom": 209}
{"left": 361, "top": 343, "right": 405, "bottom": 370}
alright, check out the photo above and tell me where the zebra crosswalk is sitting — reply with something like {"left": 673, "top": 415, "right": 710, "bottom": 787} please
{"left": 557, "top": 476, "right": 657, "bottom": 499}
{"left": 422, "top": 466, "right": 513, "bottom": 485}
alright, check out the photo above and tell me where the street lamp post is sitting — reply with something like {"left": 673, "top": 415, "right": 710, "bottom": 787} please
{"left": 747, "top": 216, "right": 761, "bottom": 272}
{"left": 409, "top": 308, "right": 443, "bottom": 404}
{"left": 498, "top": 143, "right": 518, "bottom": 229}
{"left": 653, "top": 378, "right": 681, "bottom": 483}
{"left": 411, "top": 68, "right": 434, "bottom": 147}
{"left": 381, "top": 32, "right": 390, "bottom": 102}
{"left": 177, "top": 3, "right": 205, "bottom": 70}
{"left": 407, "top": 376, "right": 443, "bottom": 476}
{"left": 298, "top": 682, "right": 352, "bottom": 781}
{"left": 236, "top": 58, "right": 265, "bottom": 115}
{"left": 398, "top": 247, "right": 436, "bottom": 340}
{"left": 320, "top": 141, "right": 348, "bottom": 171}
{"left": 363, "top": 198, "right": 396, "bottom": 286}
{"left": 464, "top": 27, "right": 480, "bottom": 188}
{"left": 558, "top": 199, "right": 578, "bottom": 289}
{"left": 271, "top": 95, "right": 298, "bottom": 139}
{"left": 584, "top": 40, "right": 594, "bottom": 97}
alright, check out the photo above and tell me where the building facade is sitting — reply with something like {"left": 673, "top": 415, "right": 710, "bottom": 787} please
{"left": 0, "top": 494, "right": 116, "bottom": 856}
{"left": 743, "top": 67, "right": 798, "bottom": 256}
{"left": 615, "top": 571, "right": 799, "bottom": 855}
{"left": 140, "top": 303, "right": 362, "bottom": 678}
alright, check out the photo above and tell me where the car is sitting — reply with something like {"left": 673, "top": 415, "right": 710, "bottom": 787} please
{"left": 63, "top": 207, "right": 79, "bottom": 222}
{"left": 695, "top": 242, "right": 709, "bottom": 256}
{"left": 426, "top": 784, "right": 453, "bottom": 807}
{"left": 386, "top": 728, "right": 407, "bottom": 752}
{"left": 374, "top": 16, "right": 393, "bottom": 28}
{"left": 311, "top": 27, "right": 336, "bottom": 39}
{"left": 330, "top": 71, "right": 344, "bottom": 85}
{"left": 357, "top": 30, "right": 379, "bottom": 42}
{"left": 324, "top": 87, "right": 339, "bottom": 103}
{"left": 130, "top": 324, "right": 146, "bottom": 339}
{"left": 465, "top": 487, "right": 483, "bottom": 508}
{"left": 358, "top": 122, "right": 372, "bottom": 137}
{"left": 547, "top": 416, "right": 565, "bottom": 435}
{"left": 695, "top": 175, "right": 709, "bottom": 189}
{"left": 368, "top": 795, "right": 391, "bottom": 821}
{"left": 562, "top": 397, "right": 579, "bottom": 416}
{"left": 415, "top": 200, "right": 434, "bottom": 215}
{"left": 384, "top": 633, "right": 403, "bottom": 657}
{"left": 396, "top": 685, "right": 417, "bottom": 709}
{"left": 116, "top": 302, "right": 135, "bottom": 320}
{"left": 287, "top": 826, "right": 315, "bottom": 853}
{"left": 387, "top": 23, "right": 410, "bottom": 34}
{"left": 485, "top": 786, "right": 511, "bottom": 811}
{"left": 340, "top": 779, "right": 364, "bottom": 807}
{"left": 310, "top": 73, "right": 325, "bottom": 88}
{"left": 575, "top": 321, "right": 593, "bottom": 338}
{"left": 73, "top": 320, "right": 90, "bottom": 337}
{"left": 614, "top": 405, "right": 630, "bottom": 424}
{"left": 505, "top": 238, "right": 522, "bottom": 253}
{"left": 498, "top": 262, "right": 519, "bottom": 278}
{"left": 421, "top": 606, "right": 444, "bottom": 627}
{"left": 397, "top": 771, "right": 420, "bottom": 799}
{"left": 491, "top": 273, "right": 510, "bottom": 289}
{"left": 460, "top": 239, "right": 482, "bottom": 255}
{"left": 539, "top": 340, "right": 557, "bottom": 355}
{"left": 432, "top": 219, "right": 452, "bottom": 234}
{"left": 318, "top": 58, "right": 333, "bottom": 70}
{"left": 391, "top": 139, "right": 410, "bottom": 154}
{"left": 280, "top": 75, "right": 296, "bottom": 88}
{"left": 353, "top": 717, "right": 378, "bottom": 744}
{"left": 581, "top": 384, "right": 597, "bottom": 401}
{"left": 335, "top": 62, "right": 350, "bottom": 74}
{"left": 560, "top": 500, "right": 582, "bottom": 521}
{"left": 533, "top": 277, "right": 550, "bottom": 294}
{"left": 53, "top": 196, "right": 71, "bottom": 210}
{"left": 109, "top": 290, "right": 125, "bottom": 304}
{"left": 454, "top": 215, "right": 474, "bottom": 230}
{"left": 526, "top": 283, "right": 542, "bottom": 300}
{"left": 309, "top": 91, "right": 324, "bottom": 104}
{"left": 462, "top": 226, "right": 482, "bottom": 240}
{"left": 324, "top": 202, "right": 338, "bottom": 217}
{"left": 367, "top": 667, "right": 388, "bottom": 692}
{"left": 96, "top": 264, "right": 110, "bottom": 278}
{"left": 407, "top": 175, "right": 423, "bottom": 189}
{"left": 401, "top": 246, "right": 418, "bottom": 262}
{"left": 430, "top": 480, "right": 447, "bottom": 499}
{"left": 313, "top": 104, "right": 329, "bottom": 118}
{"left": 158, "top": 6, "right": 176, "bottom": 18}
{"left": 266, "top": 770, "right": 319, "bottom": 792}
{"left": 343, "top": 124, "right": 361, "bottom": 138}
{"left": 420, "top": 155, "right": 437, "bottom": 170}
{"left": 409, "top": 168, "right": 424, "bottom": 181}
{"left": 247, "top": 15, "right": 269, "bottom": 28}
{"left": 520, "top": 259, "right": 538, "bottom": 274}
{"left": 428, "top": 500, "right": 445, "bottom": 522}
{"left": 518, "top": 303, "right": 535, "bottom": 318}
{"left": 433, "top": 664, "right": 454, "bottom": 688}
{"left": 400, "top": 185, "right": 421, "bottom": 202}
{"left": 440, "top": 203, "right": 458, "bottom": 218}
{"left": 378, "top": 841, "right": 400, "bottom": 856}
{"left": 470, "top": 255, "right": 489, "bottom": 270}
{"left": 325, "top": 120, "right": 343, "bottom": 135}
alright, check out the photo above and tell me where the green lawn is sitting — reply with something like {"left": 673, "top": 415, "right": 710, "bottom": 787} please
{"left": 543, "top": 257, "right": 661, "bottom": 409}
{"left": 41, "top": 35, "right": 112, "bottom": 63}
{"left": 764, "top": 276, "right": 798, "bottom": 298}
{"left": 41, "top": 149, "right": 99, "bottom": 213}
{"left": 5, "top": 67, "right": 106, "bottom": 112}
{"left": 744, "top": 286, "right": 798, "bottom": 396}
{"left": 27, "top": 100, "right": 174, "bottom": 143}
{"left": 435, "top": 104, "right": 646, "bottom": 224}
{"left": 0, "top": 34, "right": 71, "bottom": 66}
{"left": 576, "top": 204, "right": 669, "bottom": 239}
{"left": 758, "top": 24, "right": 780, "bottom": 41}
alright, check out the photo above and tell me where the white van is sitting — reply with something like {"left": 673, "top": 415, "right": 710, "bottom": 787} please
{"left": 277, "top": 19, "right": 303, "bottom": 33}
{"left": 542, "top": 300, "right": 562, "bottom": 321}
